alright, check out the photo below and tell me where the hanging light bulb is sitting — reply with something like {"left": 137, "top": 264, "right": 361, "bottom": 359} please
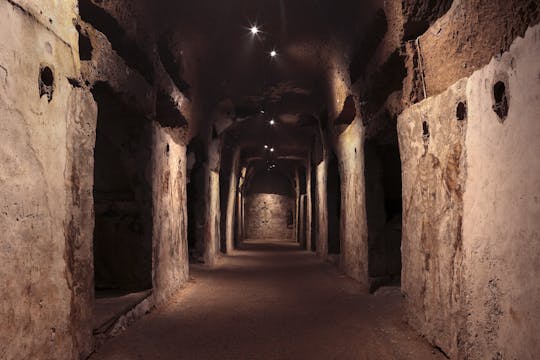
{"left": 250, "top": 25, "right": 260, "bottom": 35}
{"left": 270, "top": 50, "right": 277, "bottom": 58}
{"left": 269, "top": 119, "right": 275, "bottom": 125}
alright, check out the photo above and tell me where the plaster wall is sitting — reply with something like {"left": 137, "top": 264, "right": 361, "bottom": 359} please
{"left": 0, "top": 0, "right": 95, "bottom": 358}
{"left": 151, "top": 124, "right": 189, "bottom": 305}
{"left": 461, "top": 24, "right": 540, "bottom": 360}
{"left": 398, "top": 78, "right": 467, "bottom": 357}
{"left": 398, "top": 24, "right": 540, "bottom": 359}
{"left": 245, "top": 194, "right": 295, "bottom": 240}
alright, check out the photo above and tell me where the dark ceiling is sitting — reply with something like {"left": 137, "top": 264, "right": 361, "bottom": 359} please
{"left": 155, "top": 0, "right": 379, "bottom": 182}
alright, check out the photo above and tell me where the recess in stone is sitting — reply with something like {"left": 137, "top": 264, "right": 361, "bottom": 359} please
{"left": 39, "top": 65, "right": 54, "bottom": 102}
{"left": 492, "top": 80, "right": 509, "bottom": 121}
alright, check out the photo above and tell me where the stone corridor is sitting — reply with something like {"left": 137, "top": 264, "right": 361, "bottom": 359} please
{"left": 1, "top": 0, "right": 540, "bottom": 359}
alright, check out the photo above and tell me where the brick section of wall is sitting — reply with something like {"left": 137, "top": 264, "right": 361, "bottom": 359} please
{"left": 245, "top": 194, "right": 295, "bottom": 240}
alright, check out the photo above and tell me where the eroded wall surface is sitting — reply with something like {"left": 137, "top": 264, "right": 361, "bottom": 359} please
{"left": 398, "top": 24, "right": 540, "bottom": 359}
{"left": 0, "top": 0, "right": 96, "bottom": 358}
{"left": 398, "top": 79, "right": 467, "bottom": 357}
{"left": 245, "top": 194, "right": 295, "bottom": 240}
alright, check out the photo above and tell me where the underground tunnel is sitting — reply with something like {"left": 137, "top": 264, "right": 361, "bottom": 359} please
{"left": 1, "top": 0, "right": 540, "bottom": 359}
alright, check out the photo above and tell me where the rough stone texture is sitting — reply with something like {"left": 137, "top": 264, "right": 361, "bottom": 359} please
{"left": 245, "top": 194, "right": 295, "bottom": 240}
{"left": 0, "top": 0, "right": 98, "bottom": 358}
{"left": 398, "top": 78, "right": 467, "bottom": 357}
{"left": 201, "top": 139, "right": 221, "bottom": 266}
{"left": 418, "top": 0, "right": 540, "bottom": 98}
{"left": 151, "top": 124, "right": 189, "bottom": 305}
{"left": 65, "top": 88, "right": 98, "bottom": 358}
{"left": 461, "top": 24, "right": 540, "bottom": 360}
{"left": 401, "top": 0, "right": 453, "bottom": 40}
{"left": 315, "top": 159, "right": 328, "bottom": 258}
{"left": 398, "top": 24, "right": 540, "bottom": 359}
{"left": 225, "top": 148, "right": 240, "bottom": 252}
{"left": 335, "top": 119, "right": 369, "bottom": 288}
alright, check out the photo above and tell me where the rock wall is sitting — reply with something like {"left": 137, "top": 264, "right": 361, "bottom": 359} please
{"left": 398, "top": 23, "right": 540, "bottom": 359}
{"left": 0, "top": 0, "right": 96, "bottom": 358}
{"left": 398, "top": 78, "right": 467, "bottom": 357}
{"left": 417, "top": 0, "right": 540, "bottom": 97}
{"left": 245, "top": 194, "right": 295, "bottom": 240}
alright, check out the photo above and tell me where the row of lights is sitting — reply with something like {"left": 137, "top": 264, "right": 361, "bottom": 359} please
{"left": 250, "top": 23, "right": 277, "bottom": 170}
{"left": 249, "top": 25, "right": 278, "bottom": 58}
{"left": 260, "top": 110, "right": 276, "bottom": 125}
{"left": 263, "top": 144, "right": 275, "bottom": 152}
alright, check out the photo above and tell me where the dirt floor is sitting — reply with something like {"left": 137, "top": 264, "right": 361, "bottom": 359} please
{"left": 91, "top": 240, "right": 445, "bottom": 360}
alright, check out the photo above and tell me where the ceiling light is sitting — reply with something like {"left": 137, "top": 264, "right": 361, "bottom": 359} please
{"left": 260, "top": 110, "right": 265, "bottom": 114}
{"left": 250, "top": 26, "right": 259, "bottom": 35}
{"left": 264, "top": 145, "right": 268, "bottom": 149}
{"left": 270, "top": 50, "right": 277, "bottom": 57}
{"left": 270, "top": 148, "right": 275, "bottom": 152}
{"left": 269, "top": 119, "right": 275, "bottom": 125}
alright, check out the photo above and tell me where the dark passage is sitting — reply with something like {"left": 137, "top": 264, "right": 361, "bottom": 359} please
{"left": 91, "top": 83, "right": 153, "bottom": 331}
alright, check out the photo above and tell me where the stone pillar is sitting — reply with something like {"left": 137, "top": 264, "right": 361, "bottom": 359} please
{"left": 316, "top": 158, "right": 329, "bottom": 258}
{"left": 203, "top": 139, "right": 221, "bottom": 266}
{"left": 236, "top": 191, "right": 242, "bottom": 242}
{"left": 294, "top": 168, "right": 301, "bottom": 243}
{"left": 305, "top": 160, "right": 313, "bottom": 251}
{"left": 225, "top": 147, "right": 240, "bottom": 253}
{"left": 151, "top": 123, "right": 189, "bottom": 305}
{"left": 335, "top": 119, "right": 369, "bottom": 288}
{"left": 299, "top": 194, "right": 306, "bottom": 246}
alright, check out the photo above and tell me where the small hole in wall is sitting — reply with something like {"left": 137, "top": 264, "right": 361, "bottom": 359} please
{"left": 492, "top": 81, "right": 509, "bottom": 121}
{"left": 39, "top": 65, "right": 54, "bottom": 102}
{"left": 166, "top": 144, "right": 170, "bottom": 155}
{"left": 422, "top": 121, "right": 430, "bottom": 138}
{"left": 40, "top": 67, "right": 53, "bottom": 86}
{"left": 456, "top": 101, "right": 467, "bottom": 121}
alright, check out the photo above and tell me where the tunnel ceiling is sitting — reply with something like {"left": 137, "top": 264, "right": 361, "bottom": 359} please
{"left": 156, "top": 0, "right": 377, "bottom": 117}
{"left": 154, "top": 0, "right": 384, "bottom": 174}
